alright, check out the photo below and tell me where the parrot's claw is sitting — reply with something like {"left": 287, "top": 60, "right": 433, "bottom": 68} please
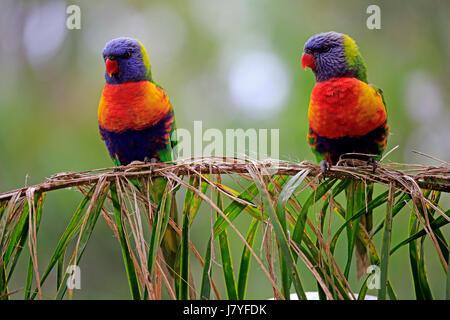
{"left": 367, "top": 158, "right": 378, "bottom": 173}
{"left": 143, "top": 157, "right": 156, "bottom": 176}
{"left": 319, "top": 160, "right": 331, "bottom": 176}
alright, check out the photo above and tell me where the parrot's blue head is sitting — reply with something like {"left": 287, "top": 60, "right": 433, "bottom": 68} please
{"left": 102, "top": 37, "right": 152, "bottom": 85}
{"left": 301, "top": 31, "right": 367, "bottom": 82}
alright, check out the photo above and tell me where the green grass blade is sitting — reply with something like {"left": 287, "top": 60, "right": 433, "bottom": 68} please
{"left": 23, "top": 193, "right": 45, "bottom": 300}
{"left": 390, "top": 209, "right": 450, "bottom": 255}
{"left": 343, "top": 180, "right": 365, "bottom": 278}
{"left": 418, "top": 241, "right": 433, "bottom": 299}
{"left": 147, "top": 187, "right": 170, "bottom": 275}
{"left": 56, "top": 254, "right": 64, "bottom": 289}
{"left": 248, "top": 169, "right": 307, "bottom": 300}
{"left": 276, "top": 170, "right": 310, "bottom": 227}
{"left": 315, "top": 180, "right": 349, "bottom": 300}
{"left": 278, "top": 246, "right": 290, "bottom": 299}
{"left": 213, "top": 183, "right": 259, "bottom": 237}
{"left": 3, "top": 203, "right": 29, "bottom": 267}
{"left": 275, "top": 170, "right": 309, "bottom": 299}
{"left": 344, "top": 180, "right": 356, "bottom": 278}
{"left": 357, "top": 275, "right": 369, "bottom": 300}
{"left": 0, "top": 201, "right": 6, "bottom": 221}
{"left": 446, "top": 249, "right": 450, "bottom": 299}
{"left": 29, "top": 185, "right": 96, "bottom": 299}
{"left": 387, "top": 281, "right": 398, "bottom": 300}
{"left": 216, "top": 190, "right": 238, "bottom": 300}
{"left": 0, "top": 201, "right": 9, "bottom": 249}
{"left": 330, "top": 190, "right": 393, "bottom": 253}
{"left": 176, "top": 175, "right": 200, "bottom": 300}
{"left": 0, "top": 259, "right": 7, "bottom": 300}
{"left": 189, "top": 174, "right": 210, "bottom": 225}
{"left": 110, "top": 181, "right": 141, "bottom": 300}
{"left": 178, "top": 189, "right": 191, "bottom": 300}
{"left": 24, "top": 258, "right": 34, "bottom": 300}
{"left": 237, "top": 218, "right": 259, "bottom": 299}
{"left": 182, "top": 176, "right": 197, "bottom": 219}
{"left": 428, "top": 226, "right": 449, "bottom": 272}
{"left": 5, "top": 203, "right": 29, "bottom": 283}
{"left": 292, "top": 178, "right": 337, "bottom": 249}
{"left": 419, "top": 191, "right": 448, "bottom": 271}
{"left": 218, "top": 228, "right": 238, "bottom": 299}
{"left": 378, "top": 184, "right": 395, "bottom": 300}
{"left": 200, "top": 237, "right": 213, "bottom": 300}
{"left": 150, "top": 179, "right": 178, "bottom": 258}
{"left": 408, "top": 208, "right": 433, "bottom": 300}
{"left": 144, "top": 202, "right": 166, "bottom": 299}
{"left": 214, "top": 176, "right": 288, "bottom": 238}
{"left": 144, "top": 181, "right": 175, "bottom": 300}
{"left": 55, "top": 184, "right": 109, "bottom": 299}
{"left": 373, "top": 192, "right": 411, "bottom": 236}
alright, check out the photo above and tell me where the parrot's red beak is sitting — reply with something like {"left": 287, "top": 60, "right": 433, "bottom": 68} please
{"left": 106, "top": 58, "right": 119, "bottom": 77}
{"left": 301, "top": 53, "right": 316, "bottom": 70}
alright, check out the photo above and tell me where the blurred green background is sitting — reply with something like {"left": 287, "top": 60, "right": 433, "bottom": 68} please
{"left": 0, "top": 0, "right": 449, "bottom": 299}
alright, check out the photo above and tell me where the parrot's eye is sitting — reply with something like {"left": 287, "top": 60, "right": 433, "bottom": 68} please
{"left": 123, "top": 51, "right": 132, "bottom": 59}
{"left": 317, "top": 45, "right": 331, "bottom": 53}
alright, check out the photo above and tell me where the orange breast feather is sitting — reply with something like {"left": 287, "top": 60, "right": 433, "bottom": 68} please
{"left": 98, "top": 81, "right": 172, "bottom": 132}
{"left": 308, "top": 77, "right": 386, "bottom": 139}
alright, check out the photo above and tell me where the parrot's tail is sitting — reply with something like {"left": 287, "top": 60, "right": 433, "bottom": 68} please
{"left": 161, "top": 196, "right": 181, "bottom": 274}
{"left": 355, "top": 220, "right": 371, "bottom": 279}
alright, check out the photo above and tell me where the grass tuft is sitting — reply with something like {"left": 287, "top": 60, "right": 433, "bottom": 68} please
{"left": 0, "top": 157, "right": 448, "bottom": 300}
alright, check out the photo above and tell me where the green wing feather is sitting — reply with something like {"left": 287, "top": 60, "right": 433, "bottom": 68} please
{"left": 369, "top": 84, "right": 389, "bottom": 157}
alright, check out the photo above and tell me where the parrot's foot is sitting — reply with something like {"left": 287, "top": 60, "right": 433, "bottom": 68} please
{"left": 143, "top": 157, "right": 157, "bottom": 176}
{"left": 319, "top": 160, "right": 331, "bottom": 175}
{"left": 367, "top": 158, "right": 378, "bottom": 173}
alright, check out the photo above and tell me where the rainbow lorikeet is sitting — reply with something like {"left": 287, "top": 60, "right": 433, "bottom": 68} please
{"left": 301, "top": 32, "right": 389, "bottom": 278}
{"left": 98, "top": 37, "right": 180, "bottom": 273}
